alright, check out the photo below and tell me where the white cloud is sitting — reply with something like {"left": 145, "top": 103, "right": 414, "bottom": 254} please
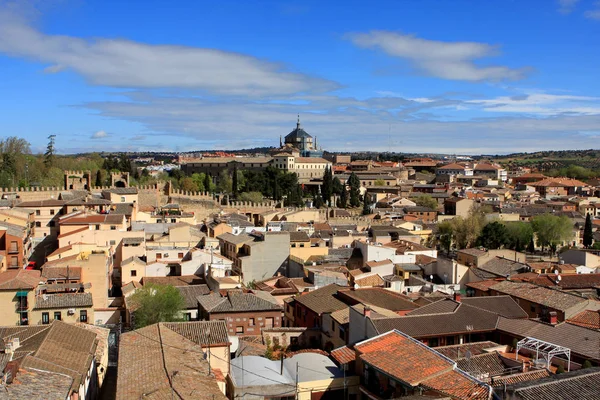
{"left": 467, "top": 93, "right": 600, "bottom": 115}
{"left": 347, "top": 31, "right": 530, "bottom": 82}
{"left": 76, "top": 91, "right": 600, "bottom": 154}
{"left": 0, "top": 12, "right": 338, "bottom": 96}
{"left": 584, "top": 2, "right": 600, "bottom": 19}
{"left": 557, "top": 0, "right": 579, "bottom": 14}
{"left": 91, "top": 130, "right": 108, "bottom": 139}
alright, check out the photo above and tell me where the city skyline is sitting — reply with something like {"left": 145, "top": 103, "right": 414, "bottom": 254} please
{"left": 0, "top": 0, "right": 599, "bottom": 154}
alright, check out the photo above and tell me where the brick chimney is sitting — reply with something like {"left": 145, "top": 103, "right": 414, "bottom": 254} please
{"left": 454, "top": 292, "right": 461, "bottom": 302}
{"left": 363, "top": 306, "right": 372, "bottom": 318}
{"left": 549, "top": 311, "right": 558, "bottom": 325}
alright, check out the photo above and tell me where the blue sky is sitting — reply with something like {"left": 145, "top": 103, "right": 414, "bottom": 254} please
{"left": 0, "top": 0, "right": 599, "bottom": 154}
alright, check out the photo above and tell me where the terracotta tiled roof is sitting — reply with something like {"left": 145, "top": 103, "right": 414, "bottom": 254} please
{"left": 0, "top": 368, "right": 73, "bottom": 398}
{"left": 438, "top": 163, "right": 467, "bottom": 170}
{"left": 489, "top": 281, "right": 589, "bottom": 311}
{"left": 465, "top": 279, "right": 502, "bottom": 292}
{"left": 161, "top": 321, "right": 229, "bottom": 346}
{"left": 117, "top": 323, "right": 226, "bottom": 400}
{"left": 337, "top": 287, "right": 418, "bottom": 312}
{"left": 354, "top": 274, "right": 385, "bottom": 287}
{"left": 198, "top": 291, "right": 281, "bottom": 313}
{"left": 33, "top": 293, "right": 93, "bottom": 310}
{"left": 567, "top": 309, "right": 600, "bottom": 330}
{"left": 293, "top": 284, "right": 347, "bottom": 315}
{"left": 490, "top": 369, "right": 551, "bottom": 387}
{"left": 330, "top": 345, "right": 355, "bottom": 365}
{"left": 461, "top": 296, "right": 529, "bottom": 319}
{"left": 356, "top": 330, "right": 453, "bottom": 386}
{"left": 0, "top": 269, "right": 42, "bottom": 290}
{"left": 529, "top": 177, "right": 588, "bottom": 187}
{"left": 372, "top": 303, "right": 499, "bottom": 338}
{"left": 420, "top": 369, "right": 490, "bottom": 400}
{"left": 496, "top": 317, "right": 600, "bottom": 361}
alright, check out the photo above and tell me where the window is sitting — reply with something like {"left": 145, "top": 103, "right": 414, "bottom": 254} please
{"left": 10, "top": 257, "right": 18, "bottom": 267}
{"left": 339, "top": 326, "right": 345, "bottom": 340}
{"left": 156, "top": 253, "right": 162, "bottom": 259}
{"left": 110, "top": 226, "right": 116, "bottom": 230}
{"left": 131, "top": 270, "right": 137, "bottom": 277}
{"left": 235, "top": 326, "right": 244, "bottom": 334}
{"left": 265, "top": 317, "right": 274, "bottom": 327}
{"left": 249, "top": 318, "right": 255, "bottom": 326}
{"left": 331, "top": 320, "right": 335, "bottom": 332}
{"left": 95, "top": 225, "right": 100, "bottom": 230}
{"left": 121, "top": 196, "right": 126, "bottom": 202}
{"left": 35, "top": 221, "right": 41, "bottom": 227}
{"left": 80, "top": 310, "right": 87, "bottom": 323}
{"left": 110, "top": 240, "right": 116, "bottom": 246}
{"left": 185, "top": 313, "right": 192, "bottom": 321}
{"left": 530, "top": 305, "right": 536, "bottom": 313}
{"left": 50, "top": 209, "right": 55, "bottom": 215}
{"left": 35, "top": 210, "right": 40, "bottom": 216}
{"left": 9, "top": 241, "right": 18, "bottom": 253}
{"left": 178, "top": 252, "right": 184, "bottom": 258}
{"left": 42, "top": 312, "right": 49, "bottom": 324}
{"left": 54, "top": 311, "right": 62, "bottom": 321}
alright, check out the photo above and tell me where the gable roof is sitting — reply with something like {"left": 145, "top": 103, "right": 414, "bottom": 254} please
{"left": 460, "top": 296, "right": 529, "bottom": 319}
{"left": 338, "top": 287, "right": 418, "bottom": 312}
{"left": 496, "top": 317, "right": 600, "bottom": 361}
{"left": 355, "top": 330, "right": 491, "bottom": 399}
{"left": 198, "top": 290, "right": 281, "bottom": 313}
{"left": 161, "top": 321, "right": 229, "bottom": 347}
{"left": 0, "top": 269, "right": 42, "bottom": 290}
{"left": 372, "top": 302, "right": 499, "bottom": 338}
{"left": 117, "top": 323, "right": 226, "bottom": 400}
{"left": 489, "top": 281, "right": 589, "bottom": 311}
{"left": 176, "top": 285, "right": 211, "bottom": 308}
{"left": 0, "top": 321, "right": 100, "bottom": 396}
{"left": 567, "top": 310, "right": 600, "bottom": 330}
{"left": 504, "top": 367, "right": 600, "bottom": 400}
{"left": 293, "top": 284, "right": 347, "bottom": 315}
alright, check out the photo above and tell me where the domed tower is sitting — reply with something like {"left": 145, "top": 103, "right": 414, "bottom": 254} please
{"left": 283, "top": 115, "right": 322, "bottom": 157}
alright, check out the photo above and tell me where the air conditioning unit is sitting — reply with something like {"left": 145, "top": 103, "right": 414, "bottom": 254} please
{"left": 67, "top": 308, "right": 76, "bottom": 315}
{"left": 164, "top": 253, "right": 169, "bottom": 258}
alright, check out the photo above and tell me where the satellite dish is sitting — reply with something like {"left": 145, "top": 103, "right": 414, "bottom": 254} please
{"left": 554, "top": 270, "right": 559, "bottom": 276}
{"left": 354, "top": 283, "right": 359, "bottom": 289}
{"left": 557, "top": 275, "right": 562, "bottom": 281}
{"left": 430, "top": 275, "right": 434, "bottom": 281}
{"left": 465, "top": 350, "right": 472, "bottom": 360}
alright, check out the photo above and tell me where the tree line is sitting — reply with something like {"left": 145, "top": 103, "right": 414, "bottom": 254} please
{"left": 436, "top": 207, "right": 576, "bottom": 254}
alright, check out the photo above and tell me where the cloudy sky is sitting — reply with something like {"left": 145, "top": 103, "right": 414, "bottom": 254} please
{"left": 0, "top": 0, "right": 599, "bottom": 154}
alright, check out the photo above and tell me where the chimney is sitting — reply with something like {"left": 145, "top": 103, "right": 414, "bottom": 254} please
{"left": 549, "top": 311, "right": 558, "bottom": 325}
{"left": 454, "top": 292, "right": 461, "bottom": 302}
{"left": 363, "top": 306, "right": 372, "bottom": 318}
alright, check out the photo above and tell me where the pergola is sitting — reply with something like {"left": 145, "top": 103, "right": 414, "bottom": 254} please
{"left": 516, "top": 337, "right": 571, "bottom": 371}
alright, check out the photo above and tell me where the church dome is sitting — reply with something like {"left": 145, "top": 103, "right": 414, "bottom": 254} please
{"left": 284, "top": 115, "right": 312, "bottom": 142}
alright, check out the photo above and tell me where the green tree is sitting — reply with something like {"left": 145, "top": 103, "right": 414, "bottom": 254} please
{"left": 413, "top": 195, "right": 438, "bottom": 210}
{"left": 129, "top": 284, "right": 185, "bottom": 328}
{"left": 362, "top": 193, "right": 371, "bottom": 215}
{"left": 338, "top": 187, "right": 348, "bottom": 208}
{"left": 180, "top": 177, "right": 199, "bottom": 192}
{"left": 95, "top": 170, "right": 102, "bottom": 187}
{"left": 438, "top": 220, "right": 454, "bottom": 254}
{"left": 239, "top": 191, "right": 264, "bottom": 203}
{"left": 478, "top": 221, "right": 508, "bottom": 249}
{"left": 217, "top": 169, "right": 233, "bottom": 193}
{"left": 232, "top": 164, "right": 239, "bottom": 198}
{"left": 532, "top": 214, "right": 573, "bottom": 253}
{"left": 204, "top": 173, "right": 214, "bottom": 193}
{"left": 191, "top": 173, "right": 206, "bottom": 192}
{"left": 321, "top": 166, "right": 333, "bottom": 206}
{"left": 44, "top": 134, "right": 56, "bottom": 170}
{"left": 348, "top": 173, "right": 361, "bottom": 207}
{"left": 505, "top": 222, "right": 534, "bottom": 251}
{"left": 313, "top": 194, "right": 324, "bottom": 209}
{"left": 583, "top": 213, "right": 594, "bottom": 248}
{"left": 332, "top": 177, "right": 343, "bottom": 195}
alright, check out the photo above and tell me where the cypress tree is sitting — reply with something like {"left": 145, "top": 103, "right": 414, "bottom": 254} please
{"left": 95, "top": 170, "right": 102, "bottom": 187}
{"left": 362, "top": 193, "right": 371, "bottom": 215}
{"left": 348, "top": 173, "right": 361, "bottom": 207}
{"left": 583, "top": 213, "right": 594, "bottom": 248}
